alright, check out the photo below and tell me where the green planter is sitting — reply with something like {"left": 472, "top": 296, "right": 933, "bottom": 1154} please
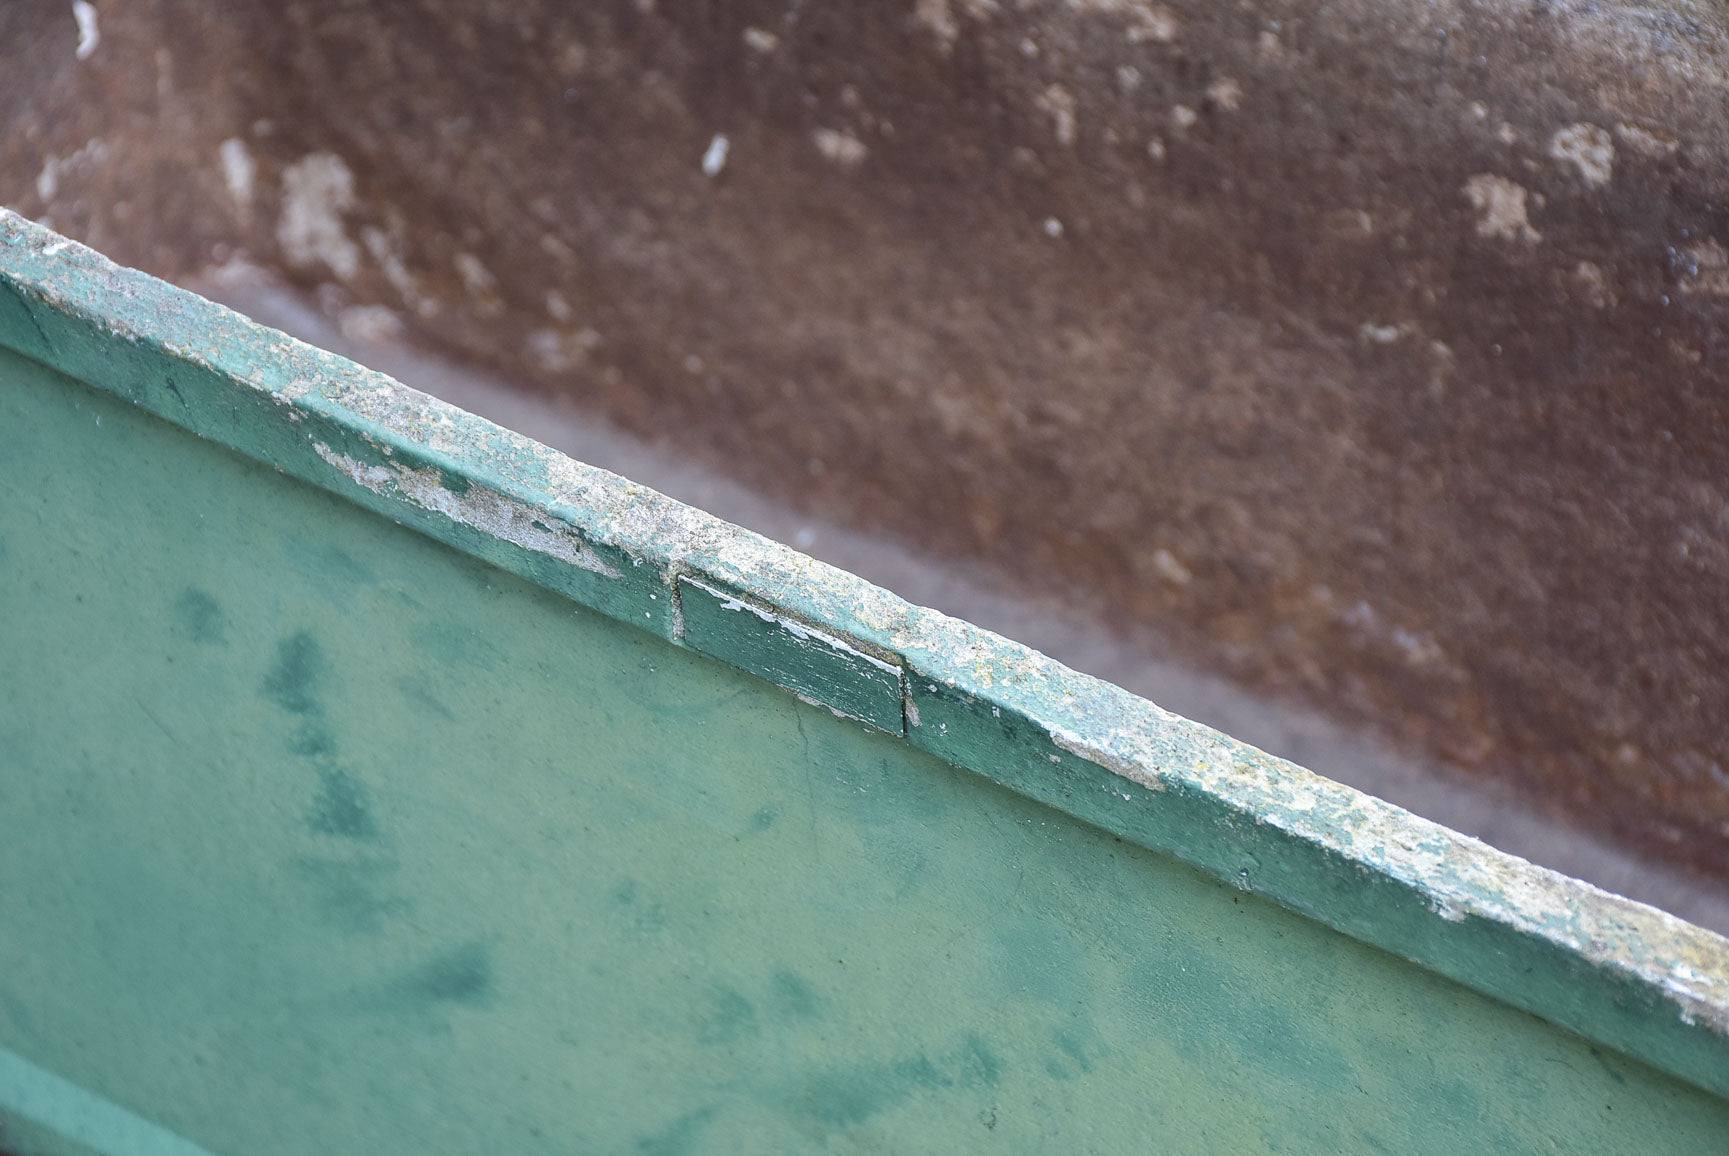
{"left": 1, "top": 210, "right": 1725, "bottom": 1154}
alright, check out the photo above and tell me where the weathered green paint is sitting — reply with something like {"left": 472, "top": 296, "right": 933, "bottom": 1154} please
{"left": 2, "top": 343, "right": 1727, "bottom": 1153}
{"left": 677, "top": 576, "right": 905, "bottom": 733}
{"left": 1, "top": 211, "right": 1728, "bottom": 1150}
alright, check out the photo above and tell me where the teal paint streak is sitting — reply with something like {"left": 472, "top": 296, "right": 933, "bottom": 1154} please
{"left": 2, "top": 344, "right": 1728, "bottom": 1151}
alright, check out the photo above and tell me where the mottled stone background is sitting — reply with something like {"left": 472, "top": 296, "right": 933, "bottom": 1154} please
{"left": 5, "top": 0, "right": 1728, "bottom": 880}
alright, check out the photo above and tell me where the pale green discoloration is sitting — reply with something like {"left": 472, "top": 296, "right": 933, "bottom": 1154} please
{"left": 1, "top": 208, "right": 1727, "bottom": 1118}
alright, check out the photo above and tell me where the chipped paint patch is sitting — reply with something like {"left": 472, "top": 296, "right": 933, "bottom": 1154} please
{"left": 278, "top": 154, "right": 360, "bottom": 279}
{"left": 1049, "top": 727, "right": 1168, "bottom": 791}
{"left": 679, "top": 576, "right": 904, "bottom": 731}
{"left": 1549, "top": 123, "right": 1614, "bottom": 187}
{"left": 689, "top": 579, "right": 901, "bottom": 681}
{"left": 312, "top": 442, "right": 621, "bottom": 578}
{"left": 1463, "top": 174, "right": 1541, "bottom": 243}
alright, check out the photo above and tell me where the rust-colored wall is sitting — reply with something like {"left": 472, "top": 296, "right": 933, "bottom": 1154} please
{"left": 7, "top": 0, "right": 1729, "bottom": 876}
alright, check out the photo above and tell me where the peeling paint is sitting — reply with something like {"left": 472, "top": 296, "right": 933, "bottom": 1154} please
{"left": 278, "top": 154, "right": 360, "bottom": 279}
{"left": 312, "top": 442, "right": 621, "bottom": 578}
{"left": 692, "top": 579, "right": 901, "bottom": 679}
{"left": 1463, "top": 174, "right": 1541, "bottom": 243}
{"left": 1549, "top": 123, "right": 1615, "bottom": 187}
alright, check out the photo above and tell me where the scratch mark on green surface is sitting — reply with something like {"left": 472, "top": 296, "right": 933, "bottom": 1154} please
{"left": 133, "top": 697, "right": 181, "bottom": 748}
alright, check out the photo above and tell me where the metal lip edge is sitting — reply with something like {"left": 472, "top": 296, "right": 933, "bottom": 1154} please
{"left": 4, "top": 208, "right": 1727, "bottom": 1084}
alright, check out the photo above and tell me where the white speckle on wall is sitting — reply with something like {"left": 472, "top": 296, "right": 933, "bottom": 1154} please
{"left": 1462, "top": 174, "right": 1541, "bottom": 243}
{"left": 1357, "top": 322, "right": 1406, "bottom": 344}
{"left": 1206, "top": 77, "right": 1243, "bottom": 112}
{"left": 1548, "top": 123, "right": 1614, "bottom": 187}
{"left": 454, "top": 252, "right": 498, "bottom": 296}
{"left": 218, "top": 138, "right": 255, "bottom": 209}
{"left": 1615, "top": 123, "right": 1677, "bottom": 159}
{"left": 742, "top": 27, "right": 779, "bottom": 54}
{"left": 1066, "top": 0, "right": 1178, "bottom": 44}
{"left": 278, "top": 153, "right": 361, "bottom": 278}
{"left": 71, "top": 1, "right": 99, "bottom": 60}
{"left": 1036, "top": 85, "right": 1077, "bottom": 146}
{"left": 812, "top": 128, "right": 869, "bottom": 168}
{"left": 36, "top": 157, "right": 58, "bottom": 202}
{"left": 702, "top": 134, "right": 729, "bottom": 177}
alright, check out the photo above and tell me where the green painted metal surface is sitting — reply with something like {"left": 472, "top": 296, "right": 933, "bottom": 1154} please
{"left": 2, "top": 211, "right": 1728, "bottom": 1151}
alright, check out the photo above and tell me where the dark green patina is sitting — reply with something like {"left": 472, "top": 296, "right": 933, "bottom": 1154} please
{"left": 1, "top": 211, "right": 1727, "bottom": 1152}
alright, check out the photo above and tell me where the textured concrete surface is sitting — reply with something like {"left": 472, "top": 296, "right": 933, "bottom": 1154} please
{"left": 202, "top": 274, "right": 1729, "bottom": 935}
{"left": 7, "top": 0, "right": 1729, "bottom": 879}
